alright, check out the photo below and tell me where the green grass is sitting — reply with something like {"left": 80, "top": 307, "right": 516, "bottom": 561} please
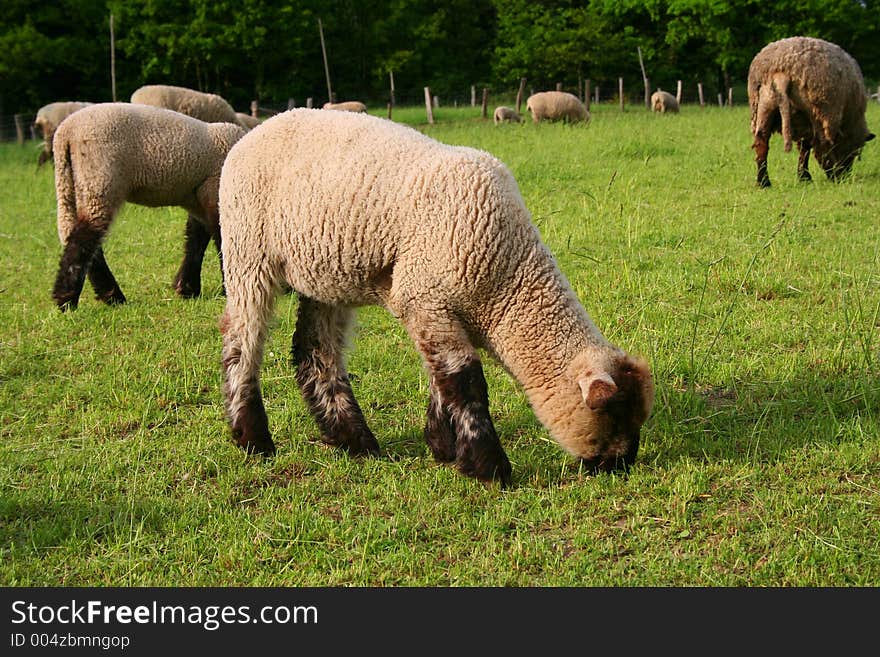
{"left": 1, "top": 102, "right": 879, "bottom": 586}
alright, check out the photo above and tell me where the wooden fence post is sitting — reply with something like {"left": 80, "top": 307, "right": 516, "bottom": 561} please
{"left": 287, "top": 98, "right": 296, "bottom": 110}
{"left": 471, "top": 85, "right": 476, "bottom": 107}
{"left": 619, "top": 77, "right": 625, "bottom": 111}
{"left": 424, "top": 87, "right": 434, "bottom": 124}
{"left": 698, "top": 83, "right": 705, "bottom": 108}
{"left": 14, "top": 114, "right": 25, "bottom": 144}
{"left": 387, "top": 102, "right": 393, "bottom": 120}
{"left": 389, "top": 70, "right": 395, "bottom": 107}
{"left": 584, "top": 79, "right": 591, "bottom": 112}
{"left": 556, "top": 82, "right": 563, "bottom": 92}
{"left": 727, "top": 87, "right": 733, "bottom": 107}
{"left": 676, "top": 80, "right": 682, "bottom": 105}
{"left": 516, "top": 77, "right": 527, "bottom": 113}
{"left": 481, "top": 87, "right": 489, "bottom": 119}
{"left": 637, "top": 46, "right": 650, "bottom": 109}
{"left": 717, "top": 92, "right": 723, "bottom": 107}
{"left": 595, "top": 85, "right": 599, "bottom": 104}
{"left": 250, "top": 100, "right": 258, "bottom": 117}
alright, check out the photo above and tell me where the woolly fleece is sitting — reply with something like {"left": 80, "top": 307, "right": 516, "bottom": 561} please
{"left": 53, "top": 102, "right": 246, "bottom": 244}
{"left": 526, "top": 91, "right": 589, "bottom": 124}
{"left": 748, "top": 36, "right": 874, "bottom": 182}
{"left": 219, "top": 108, "right": 653, "bottom": 468}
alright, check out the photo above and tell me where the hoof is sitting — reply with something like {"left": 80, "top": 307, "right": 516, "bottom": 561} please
{"left": 320, "top": 429, "right": 381, "bottom": 457}
{"left": 54, "top": 293, "right": 79, "bottom": 312}
{"left": 456, "top": 441, "right": 513, "bottom": 487}
{"left": 96, "top": 289, "right": 126, "bottom": 305}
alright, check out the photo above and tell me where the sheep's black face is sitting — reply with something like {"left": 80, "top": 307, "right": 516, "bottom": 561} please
{"left": 818, "top": 133, "right": 874, "bottom": 181}
{"left": 580, "top": 429, "right": 640, "bottom": 474}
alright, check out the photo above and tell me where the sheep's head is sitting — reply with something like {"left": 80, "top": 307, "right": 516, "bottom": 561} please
{"left": 540, "top": 352, "right": 654, "bottom": 474}
{"left": 816, "top": 130, "right": 875, "bottom": 181}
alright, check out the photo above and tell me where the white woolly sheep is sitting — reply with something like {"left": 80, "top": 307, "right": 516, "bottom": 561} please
{"left": 650, "top": 90, "right": 679, "bottom": 114}
{"left": 526, "top": 91, "right": 589, "bottom": 124}
{"left": 51, "top": 102, "right": 247, "bottom": 310}
{"left": 493, "top": 106, "right": 523, "bottom": 125}
{"left": 33, "top": 101, "right": 93, "bottom": 167}
{"left": 218, "top": 109, "right": 654, "bottom": 486}
{"left": 235, "top": 112, "right": 261, "bottom": 129}
{"left": 748, "top": 36, "right": 875, "bottom": 187}
{"left": 322, "top": 101, "right": 368, "bottom": 113}
{"left": 130, "top": 84, "right": 252, "bottom": 129}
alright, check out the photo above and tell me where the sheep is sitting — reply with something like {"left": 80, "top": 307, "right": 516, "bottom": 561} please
{"left": 130, "top": 84, "right": 252, "bottom": 129}
{"left": 493, "top": 106, "right": 523, "bottom": 125}
{"left": 650, "top": 90, "right": 679, "bottom": 114}
{"left": 525, "top": 91, "right": 589, "bottom": 124}
{"left": 32, "top": 101, "right": 93, "bottom": 167}
{"left": 748, "top": 36, "right": 875, "bottom": 187}
{"left": 218, "top": 108, "right": 654, "bottom": 486}
{"left": 50, "top": 102, "right": 247, "bottom": 310}
{"left": 235, "top": 112, "right": 261, "bottom": 129}
{"left": 322, "top": 101, "right": 368, "bottom": 113}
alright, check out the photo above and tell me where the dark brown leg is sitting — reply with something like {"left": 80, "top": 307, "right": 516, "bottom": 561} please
{"left": 754, "top": 133, "right": 771, "bottom": 188}
{"left": 292, "top": 297, "right": 380, "bottom": 456}
{"left": 53, "top": 222, "right": 108, "bottom": 311}
{"left": 424, "top": 381, "right": 457, "bottom": 462}
{"left": 408, "top": 317, "right": 512, "bottom": 486}
{"left": 173, "top": 214, "right": 211, "bottom": 298}
{"left": 796, "top": 138, "right": 812, "bottom": 182}
{"left": 87, "top": 247, "right": 126, "bottom": 305}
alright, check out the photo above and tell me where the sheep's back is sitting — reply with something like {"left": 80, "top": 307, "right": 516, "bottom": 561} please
{"left": 220, "top": 108, "right": 538, "bottom": 309}
{"left": 56, "top": 103, "right": 233, "bottom": 207}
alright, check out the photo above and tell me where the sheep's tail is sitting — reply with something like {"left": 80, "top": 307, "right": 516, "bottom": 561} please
{"left": 53, "top": 135, "right": 78, "bottom": 244}
{"left": 773, "top": 73, "right": 793, "bottom": 153}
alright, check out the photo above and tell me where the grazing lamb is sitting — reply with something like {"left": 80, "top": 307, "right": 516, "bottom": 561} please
{"left": 33, "top": 101, "right": 93, "bottom": 167}
{"left": 526, "top": 91, "right": 589, "bottom": 124}
{"left": 748, "top": 36, "right": 875, "bottom": 187}
{"left": 219, "top": 109, "right": 654, "bottom": 486}
{"left": 493, "top": 106, "right": 523, "bottom": 125}
{"left": 650, "top": 90, "right": 679, "bottom": 114}
{"left": 51, "top": 103, "right": 247, "bottom": 310}
{"left": 130, "top": 84, "right": 251, "bottom": 129}
{"left": 322, "top": 101, "right": 367, "bottom": 113}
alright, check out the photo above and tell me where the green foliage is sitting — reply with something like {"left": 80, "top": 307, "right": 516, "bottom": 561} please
{"left": 0, "top": 103, "right": 878, "bottom": 585}
{"left": 3, "top": 1, "right": 880, "bottom": 117}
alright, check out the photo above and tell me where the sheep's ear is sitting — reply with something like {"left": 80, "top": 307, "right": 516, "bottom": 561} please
{"left": 866, "top": 133, "right": 875, "bottom": 142}
{"left": 577, "top": 371, "right": 617, "bottom": 410}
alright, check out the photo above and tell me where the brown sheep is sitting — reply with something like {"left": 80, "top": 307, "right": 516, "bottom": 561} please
{"left": 748, "top": 36, "right": 875, "bottom": 187}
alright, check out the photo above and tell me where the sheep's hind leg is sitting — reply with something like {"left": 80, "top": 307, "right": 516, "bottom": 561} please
{"left": 87, "top": 247, "right": 126, "bottom": 305}
{"left": 408, "top": 319, "right": 512, "bottom": 486}
{"left": 292, "top": 297, "right": 380, "bottom": 456}
{"left": 221, "top": 276, "right": 277, "bottom": 457}
{"left": 173, "top": 214, "right": 211, "bottom": 298}
{"left": 52, "top": 221, "right": 109, "bottom": 310}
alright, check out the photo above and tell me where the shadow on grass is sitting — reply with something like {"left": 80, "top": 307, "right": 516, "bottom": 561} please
{"left": 0, "top": 497, "right": 168, "bottom": 555}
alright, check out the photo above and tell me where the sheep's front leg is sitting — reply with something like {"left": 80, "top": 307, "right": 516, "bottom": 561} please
{"left": 53, "top": 221, "right": 111, "bottom": 310}
{"left": 753, "top": 132, "right": 772, "bottom": 188}
{"left": 409, "top": 320, "right": 512, "bottom": 486}
{"left": 174, "top": 214, "right": 211, "bottom": 298}
{"left": 292, "top": 297, "right": 380, "bottom": 456}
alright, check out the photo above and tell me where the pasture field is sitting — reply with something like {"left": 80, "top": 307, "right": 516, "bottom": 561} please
{"left": 0, "top": 102, "right": 878, "bottom": 586}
